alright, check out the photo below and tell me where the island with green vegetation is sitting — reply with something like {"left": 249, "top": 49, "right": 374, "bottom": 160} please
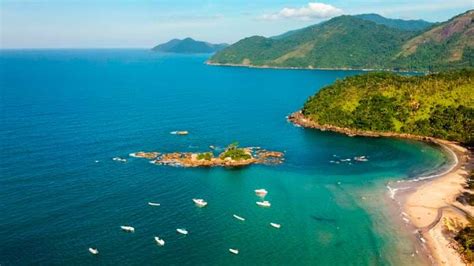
{"left": 152, "top": 37, "right": 228, "bottom": 54}
{"left": 209, "top": 10, "right": 473, "bottom": 71}
{"left": 289, "top": 69, "right": 473, "bottom": 144}
{"left": 130, "top": 143, "right": 284, "bottom": 167}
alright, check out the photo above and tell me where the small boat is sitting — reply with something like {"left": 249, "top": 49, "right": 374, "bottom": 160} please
{"left": 256, "top": 201, "right": 271, "bottom": 207}
{"left": 148, "top": 202, "right": 160, "bottom": 207}
{"left": 154, "top": 236, "right": 165, "bottom": 246}
{"left": 192, "top": 198, "right": 208, "bottom": 207}
{"left": 229, "top": 248, "right": 239, "bottom": 255}
{"left": 112, "top": 157, "right": 127, "bottom": 163}
{"left": 254, "top": 189, "right": 268, "bottom": 196}
{"left": 233, "top": 214, "right": 245, "bottom": 221}
{"left": 176, "top": 228, "right": 188, "bottom": 235}
{"left": 171, "top": 131, "right": 189, "bottom": 135}
{"left": 120, "top": 225, "right": 135, "bottom": 232}
{"left": 270, "top": 223, "right": 281, "bottom": 229}
{"left": 354, "top": 156, "right": 368, "bottom": 162}
{"left": 88, "top": 248, "right": 99, "bottom": 255}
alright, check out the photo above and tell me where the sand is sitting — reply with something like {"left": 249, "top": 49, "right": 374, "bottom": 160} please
{"left": 404, "top": 141, "right": 472, "bottom": 265}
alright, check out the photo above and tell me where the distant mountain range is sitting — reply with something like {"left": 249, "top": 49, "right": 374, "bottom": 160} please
{"left": 152, "top": 38, "right": 228, "bottom": 54}
{"left": 209, "top": 11, "right": 473, "bottom": 71}
{"left": 354, "top": 13, "right": 433, "bottom": 31}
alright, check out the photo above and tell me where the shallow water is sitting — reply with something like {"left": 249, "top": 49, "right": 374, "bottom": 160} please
{"left": 0, "top": 50, "right": 449, "bottom": 265}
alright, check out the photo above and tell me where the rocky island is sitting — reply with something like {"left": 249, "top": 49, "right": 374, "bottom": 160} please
{"left": 130, "top": 143, "right": 284, "bottom": 168}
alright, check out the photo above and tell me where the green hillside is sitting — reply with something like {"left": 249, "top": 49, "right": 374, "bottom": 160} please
{"left": 354, "top": 14, "right": 433, "bottom": 31}
{"left": 209, "top": 11, "right": 473, "bottom": 71}
{"left": 301, "top": 69, "right": 474, "bottom": 144}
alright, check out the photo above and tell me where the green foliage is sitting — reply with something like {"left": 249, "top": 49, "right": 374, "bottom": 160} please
{"left": 210, "top": 12, "right": 473, "bottom": 71}
{"left": 302, "top": 69, "right": 474, "bottom": 144}
{"left": 219, "top": 143, "right": 251, "bottom": 161}
{"left": 197, "top": 152, "right": 213, "bottom": 161}
{"left": 354, "top": 14, "right": 433, "bottom": 31}
{"left": 455, "top": 222, "right": 474, "bottom": 263}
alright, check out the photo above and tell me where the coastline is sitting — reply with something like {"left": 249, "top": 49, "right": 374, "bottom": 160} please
{"left": 206, "top": 61, "right": 426, "bottom": 73}
{"left": 288, "top": 111, "right": 473, "bottom": 265}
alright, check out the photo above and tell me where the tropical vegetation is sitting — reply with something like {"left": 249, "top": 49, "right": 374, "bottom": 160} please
{"left": 209, "top": 10, "right": 473, "bottom": 71}
{"left": 219, "top": 142, "right": 252, "bottom": 160}
{"left": 301, "top": 69, "right": 474, "bottom": 144}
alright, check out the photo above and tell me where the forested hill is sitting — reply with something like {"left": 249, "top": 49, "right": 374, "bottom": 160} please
{"left": 301, "top": 69, "right": 474, "bottom": 144}
{"left": 209, "top": 10, "right": 473, "bottom": 71}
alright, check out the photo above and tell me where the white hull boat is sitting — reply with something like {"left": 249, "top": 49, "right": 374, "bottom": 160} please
{"left": 120, "top": 226, "right": 135, "bottom": 232}
{"left": 154, "top": 236, "right": 165, "bottom": 246}
{"left": 176, "top": 228, "right": 188, "bottom": 235}
{"left": 88, "top": 248, "right": 99, "bottom": 255}
{"left": 233, "top": 214, "right": 245, "bottom": 221}
{"left": 270, "top": 223, "right": 281, "bottom": 229}
{"left": 229, "top": 248, "right": 239, "bottom": 255}
{"left": 256, "top": 201, "right": 271, "bottom": 207}
{"left": 192, "top": 198, "right": 208, "bottom": 207}
{"left": 254, "top": 189, "right": 268, "bottom": 196}
{"left": 148, "top": 202, "right": 160, "bottom": 206}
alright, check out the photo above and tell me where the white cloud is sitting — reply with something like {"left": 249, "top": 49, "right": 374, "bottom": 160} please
{"left": 261, "top": 2, "right": 343, "bottom": 21}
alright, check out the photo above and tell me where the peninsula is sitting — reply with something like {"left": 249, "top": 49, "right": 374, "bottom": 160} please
{"left": 289, "top": 69, "right": 473, "bottom": 264}
{"left": 130, "top": 143, "right": 284, "bottom": 167}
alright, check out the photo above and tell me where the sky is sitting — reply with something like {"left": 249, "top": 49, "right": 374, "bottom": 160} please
{"left": 1, "top": 0, "right": 473, "bottom": 48}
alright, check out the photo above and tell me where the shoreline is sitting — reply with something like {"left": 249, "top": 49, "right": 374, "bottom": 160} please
{"left": 206, "top": 61, "right": 427, "bottom": 74}
{"left": 288, "top": 111, "right": 473, "bottom": 265}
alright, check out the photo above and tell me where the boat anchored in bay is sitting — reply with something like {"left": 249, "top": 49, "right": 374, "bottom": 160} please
{"left": 120, "top": 225, "right": 135, "bottom": 232}
{"left": 193, "top": 198, "right": 208, "bottom": 207}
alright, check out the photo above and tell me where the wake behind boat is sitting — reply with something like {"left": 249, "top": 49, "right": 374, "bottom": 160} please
{"left": 120, "top": 225, "right": 135, "bottom": 232}
{"left": 193, "top": 198, "right": 208, "bottom": 207}
{"left": 233, "top": 214, "right": 245, "bottom": 221}
{"left": 176, "top": 228, "right": 188, "bottom": 235}
{"left": 154, "top": 236, "right": 165, "bottom": 246}
{"left": 148, "top": 202, "right": 160, "bottom": 206}
{"left": 88, "top": 248, "right": 99, "bottom": 255}
{"left": 256, "top": 200, "right": 271, "bottom": 207}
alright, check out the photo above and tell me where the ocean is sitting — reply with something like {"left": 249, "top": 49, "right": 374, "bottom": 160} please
{"left": 0, "top": 50, "right": 450, "bottom": 265}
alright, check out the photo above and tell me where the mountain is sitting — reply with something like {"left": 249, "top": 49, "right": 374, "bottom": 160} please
{"left": 300, "top": 69, "right": 474, "bottom": 144}
{"left": 394, "top": 10, "right": 474, "bottom": 71}
{"left": 354, "top": 14, "right": 433, "bottom": 31}
{"left": 209, "top": 11, "right": 473, "bottom": 71}
{"left": 152, "top": 38, "right": 228, "bottom": 54}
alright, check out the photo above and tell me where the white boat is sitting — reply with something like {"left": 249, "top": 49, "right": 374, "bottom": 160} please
{"left": 88, "top": 248, "right": 99, "bottom": 255}
{"left": 192, "top": 198, "right": 208, "bottom": 207}
{"left": 254, "top": 189, "right": 268, "bottom": 196}
{"left": 148, "top": 202, "right": 160, "bottom": 206}
{"left": 270, "top": 223, "right": 281, "bottom": 229}
{"left": 176, "top": 228, "right": 188, "bottom": 235}
{"left": 229, "top": 248, "right": 239, "bottom": 255}
{"left": 354, "top": 156, "right": 368, "bottom": 162}
{"left": 256, "top": 201, "right": 271, "bottom": 207}
{"left": 233, "top": 214, "right": 245, "bottom": 221}
{"left": 120, "top": 225, "right": 135, "bottom": 232}
{"left": 154, "top": 236, "right": 165, "bottom": 246}
{"left": 112, "top": 157, "right": 127, "bottom": 163}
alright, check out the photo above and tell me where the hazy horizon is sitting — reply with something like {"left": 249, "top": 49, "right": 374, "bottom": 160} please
{"left": 1, "top": 0, "right": 472, "bottom": 49}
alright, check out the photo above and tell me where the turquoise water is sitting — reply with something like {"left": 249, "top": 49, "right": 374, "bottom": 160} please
{"left": 0, "top": 50, "right": 449, "bottom": 265}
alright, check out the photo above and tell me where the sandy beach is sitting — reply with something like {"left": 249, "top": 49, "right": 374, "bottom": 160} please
{"left": 403, "top": 141, "right": 473, "bottom": 265}
{"left": 288, "top": 111, "right": 473, "bottom": 265}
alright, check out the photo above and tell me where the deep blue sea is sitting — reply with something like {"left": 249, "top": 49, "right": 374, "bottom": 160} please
{"left": 0, "top": 50, "right": 450, "bottom": 265}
